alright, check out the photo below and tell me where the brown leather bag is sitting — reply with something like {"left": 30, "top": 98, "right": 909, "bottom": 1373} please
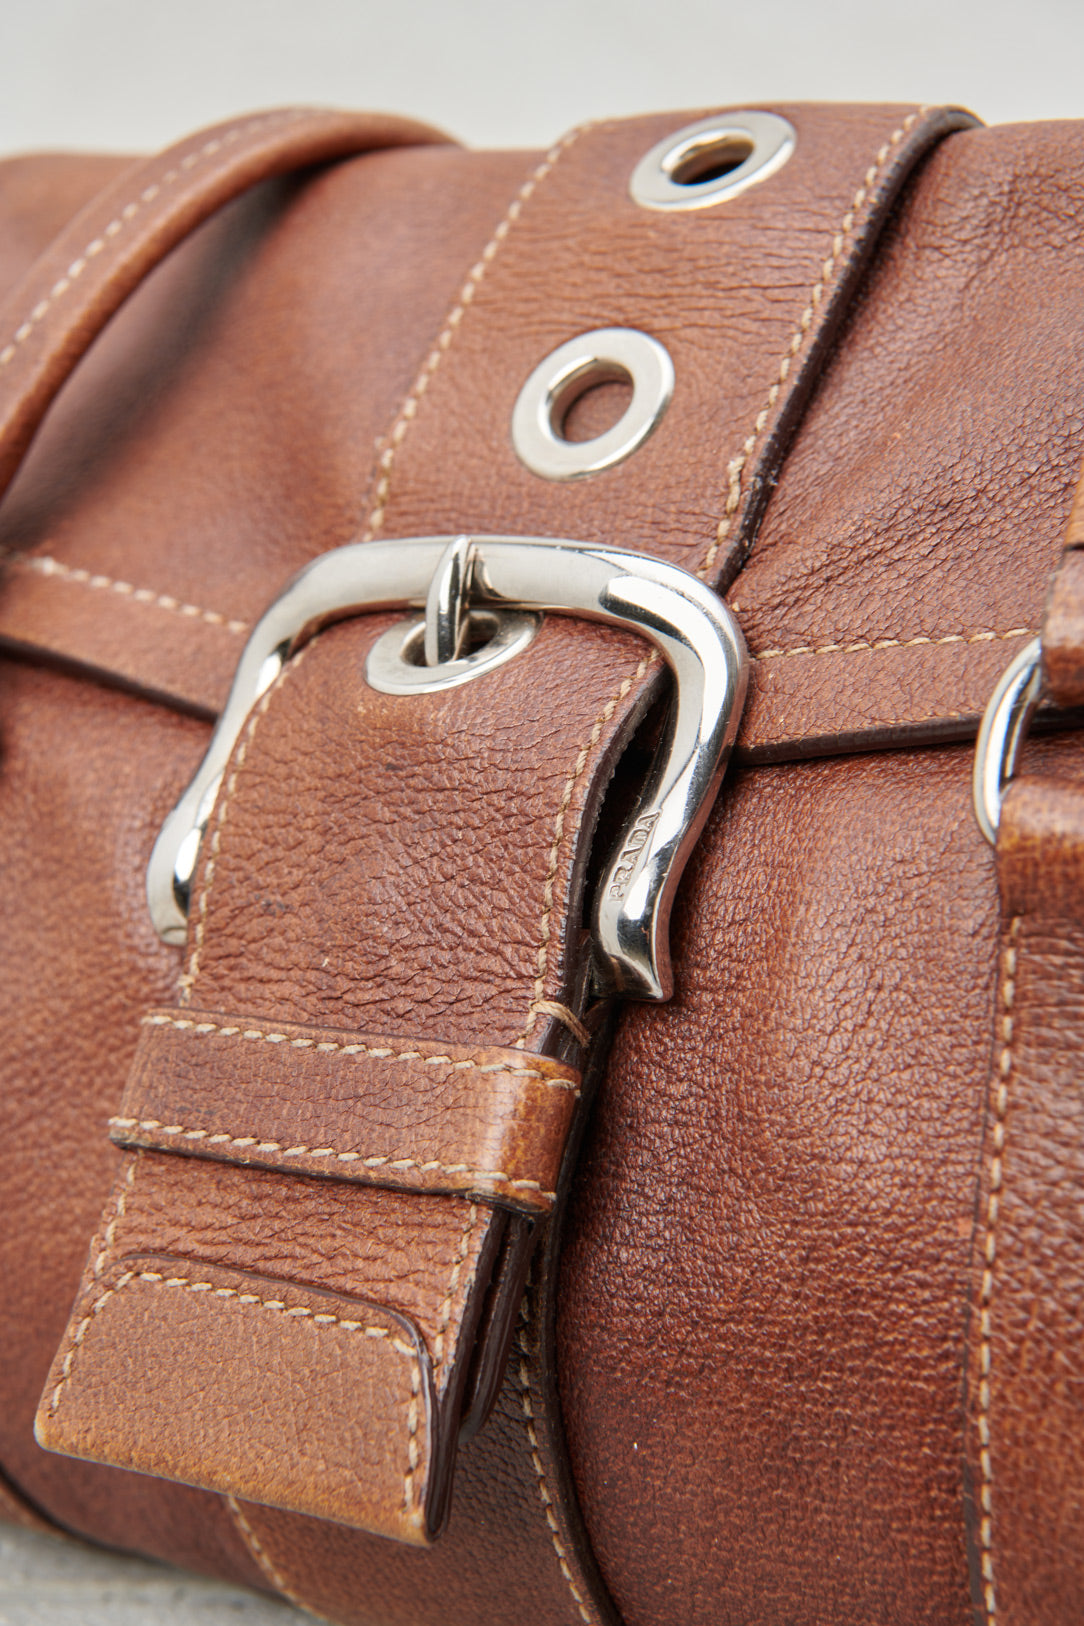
{"left": 0, "top": 99, "right": 1081, "bottom": 1626}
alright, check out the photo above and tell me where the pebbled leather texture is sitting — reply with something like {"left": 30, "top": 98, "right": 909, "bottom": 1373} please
{"left": 0, "top": 97, "right": 1081, "bottom": 1626}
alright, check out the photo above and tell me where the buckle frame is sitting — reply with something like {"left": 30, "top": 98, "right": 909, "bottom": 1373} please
{"left": 147, "top": 536, "right": 748, "bottom": 1001}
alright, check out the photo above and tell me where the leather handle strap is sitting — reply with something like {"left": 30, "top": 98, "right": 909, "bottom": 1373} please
{"left": 0, "top": 106, "right": 447, "bottom": 500}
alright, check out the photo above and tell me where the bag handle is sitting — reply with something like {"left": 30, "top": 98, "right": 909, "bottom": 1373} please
{"left": 0, "top": 106, "right": 447, "bottom": 502}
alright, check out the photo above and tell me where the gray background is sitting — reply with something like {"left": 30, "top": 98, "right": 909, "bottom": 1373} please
{"left": 0, "top": 0, "right": 1081, "bottom": 1620}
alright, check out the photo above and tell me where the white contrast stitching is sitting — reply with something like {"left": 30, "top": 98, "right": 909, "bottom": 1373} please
{"left": 0, "top": 110, "right": 312, "bottom": 372}
{"left": 515, "top": 651, "right": 656, "bottom": 1046}
{"left": 3, "top": 551, "right": 249, "bottom": 635}
{"left": 751, "top": 626, "right": 1034, "bottom": 663}
{"left": 700, "top": 108, "right": 927, "bottom": 580}
{"left": 46, "top": 1268, "right": 417, "bottom": 1422}
{"left": 526, "top": 1000, "right": 591, "bottom": 1048}
{"left": 404, "top": 1353, "right": 422, "bottom": 1517}
{"left": 141, "top": 1011, "right": 579, "bottom": 1090}
{"left": 107, "top": 1116, "right": 558, "bottom": 1200}
{"left": 517, "top": 1333, "right": 594, "bottom": 1626}
{"left": 360, "top": 124, "right": 591, "bottom": 542}
{"left": 226, "top": 1495, "right": 310, "bottom": 1613}
{"left": 975, "top": 914, "right": 1019, "bottom": 1626}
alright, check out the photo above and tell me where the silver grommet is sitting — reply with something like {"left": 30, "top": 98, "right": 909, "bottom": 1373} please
{"left": 511, "top": 327, "right": 674, "bottom": 482}
{"left": 972, "top": 637, "right": 1043, "bottom": 846}
{"left": 629, "top": 111, "right": 796, "bottom": 212}
{"left": 366, "top": 609, "right": 541, "bottom": 695}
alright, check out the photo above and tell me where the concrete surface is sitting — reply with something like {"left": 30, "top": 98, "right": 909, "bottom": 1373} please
{"left": 0, "top": 1525, "right": 296, "bottom": 1626}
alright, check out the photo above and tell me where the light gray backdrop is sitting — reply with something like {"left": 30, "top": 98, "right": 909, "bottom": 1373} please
{"left": 0, "top": 0, "right": 1079, "bottom": 1621}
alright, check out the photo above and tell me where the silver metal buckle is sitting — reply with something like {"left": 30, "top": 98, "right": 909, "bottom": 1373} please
{"left": 973, "top": 637, "right": 1043, "bottom": 845}
{"left": 147, "top": 536, "right": 748, "bottom": 1001}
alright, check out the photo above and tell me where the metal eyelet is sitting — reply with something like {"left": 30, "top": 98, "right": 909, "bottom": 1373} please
{"left": 973, "top": 638, "right": 1043, "bottom": 845}
{"left": 629, "top": 111, "right": 796, "bottom": 212}
{"left": 367, "top": 609, "right": 541, "bottom": 694}
{"left": 510, "top": 328, "right": 673, "bottom": 482}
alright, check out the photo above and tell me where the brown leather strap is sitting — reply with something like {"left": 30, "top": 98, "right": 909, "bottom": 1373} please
{"left": 965, "top": 774, "right": 1084, "bottom": 1625}
{"left": 0, "top": 106, "right": 445, "bottom": 501}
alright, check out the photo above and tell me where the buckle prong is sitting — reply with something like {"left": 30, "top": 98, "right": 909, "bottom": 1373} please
{"left": 424, "top": 535, "right": 476, "bottom": 667}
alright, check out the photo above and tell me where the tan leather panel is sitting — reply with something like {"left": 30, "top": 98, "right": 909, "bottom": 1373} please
{"left": 963, "top": 773, "right": 1084, "bottom": 1625}
{"left": 0, "top": 142, "right": 540, "bottom": 674}
{"left": 113, "top": 1009, "right": 581, "bottom": 1213}
{"left": 37, "top": 1252, "right": 435, "bottom": 1543}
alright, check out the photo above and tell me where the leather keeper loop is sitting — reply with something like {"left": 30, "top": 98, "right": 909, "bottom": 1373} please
{"left": 111, "top": 1009, "right": 581, "bottom": 1215}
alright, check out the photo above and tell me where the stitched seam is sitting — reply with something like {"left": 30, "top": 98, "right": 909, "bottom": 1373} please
{"left": 226, "top": 1495, "right": 311, "bottom": 1614}
{"left": 360, "top": 123, "right": 591, "bottom": 542}
{"left": 46, "top": 1268, "right": 418, "bottom": 1424}
{"left": 527, "top": 1000, "right": 591, "bottom": 1048}
{"left": 434, "top": 1202, "right": 478, "bottom": 1368}
{"left": 178, "top": 641, "right": 314, "bottom": 1001}
{"left": 3, "top": 551, "right": 249, "bottom": 634}
{"left": 91, "top": 1153, "right": 140, "bottom": 1282}
{"left": 141, "top": 1011, "right": 578, "bottom": 1089}
{"left": 975, "top": 914, "right": 1019, "bottom": 1625}
{"left": 751, "top": 626, "right": 1035, "bottom": 663}
{"left": 515, "top": 651, "right": 656, "bottom": 1046}
{"left": 107, "top": 1116, "right": 557, "bottom": 1199}
{"left": 0, "top": 109, "right": 312, "bottom": 372}
{"left": 517, "top": 1334, "right": 594, "bottom": 1626}
{"left": 700, "top": 108, "right": 927, "bottom": 580}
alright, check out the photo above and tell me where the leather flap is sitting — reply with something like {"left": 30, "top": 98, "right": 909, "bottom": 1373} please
{"left": 36, "top": 1253, "right": 435, "bottom": 1543}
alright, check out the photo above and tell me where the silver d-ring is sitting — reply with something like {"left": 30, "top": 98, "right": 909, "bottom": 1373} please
{"left": 973, "top": 638, "right": 1043, "bottom": 845}
{"left": 629, "top": 111, "right": 796, "bottom": 212}
{"left": 511, "top": 328, "right": 674, "bottom": 482}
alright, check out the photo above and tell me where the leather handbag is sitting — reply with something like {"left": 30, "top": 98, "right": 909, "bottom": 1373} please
{"left": 0, "top": 98, "right": 1081, "bottom": 1626}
